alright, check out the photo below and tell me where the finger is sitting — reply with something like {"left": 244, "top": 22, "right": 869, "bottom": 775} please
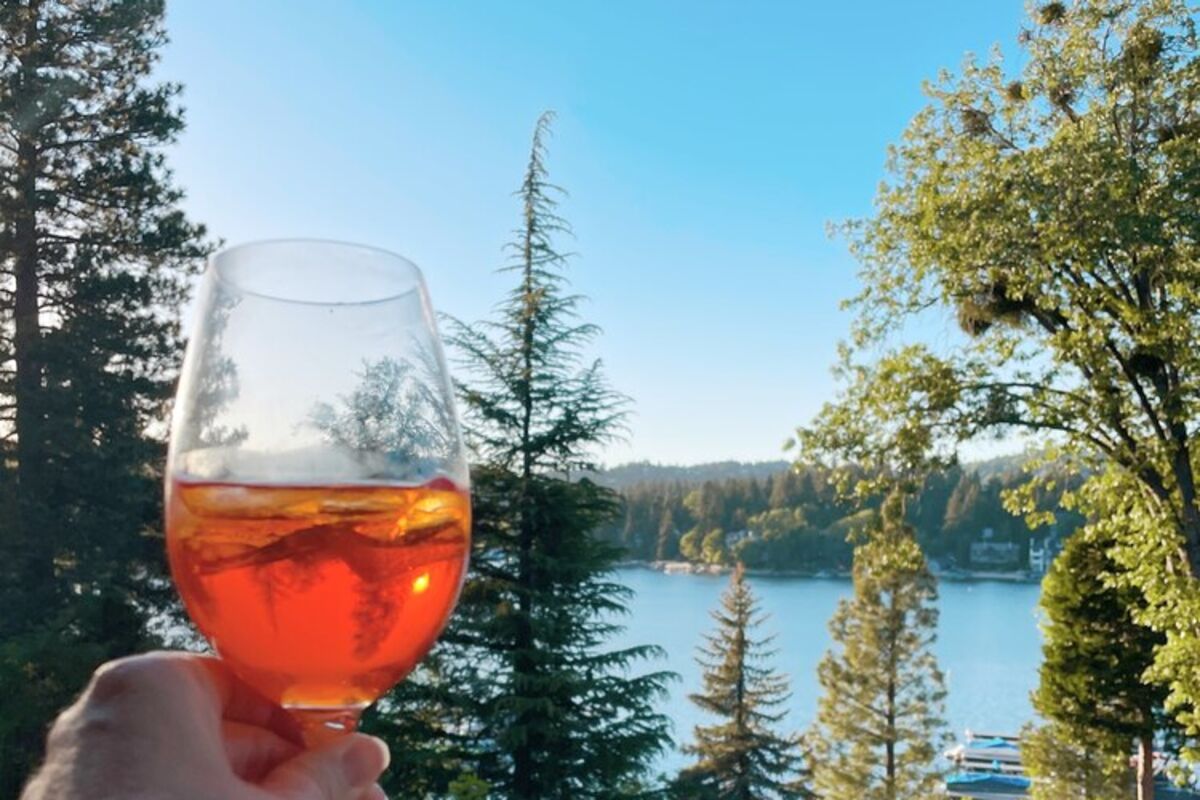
{"left": 222, "top": 721, "right": 303, "bottom": 782}
{"left": 258, "top": 734, "right": 390, "bottom": 800}
{"left": 188, "top": 656, "right": 304, "bottom": 746}
{"left": 83, "top": 651, "right": 217, "bottom": 736}
{"left": 98, "top": 652, "right": 304, "bottom": 746}
{"left": 359, "top": 785, "right": 387, "bottom": 800}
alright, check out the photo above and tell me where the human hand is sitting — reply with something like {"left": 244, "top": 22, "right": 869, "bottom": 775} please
{"left": 21, "top": 651, "right": 389, "bottom": 800}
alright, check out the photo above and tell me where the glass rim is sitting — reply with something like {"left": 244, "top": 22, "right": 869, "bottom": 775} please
{"left": 210, "top": 238, "right": 424, "bottom": 307}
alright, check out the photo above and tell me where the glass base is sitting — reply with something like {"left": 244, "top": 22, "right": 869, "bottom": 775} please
{"left": 289, "top": 706, "right": 365, "bottom": 747}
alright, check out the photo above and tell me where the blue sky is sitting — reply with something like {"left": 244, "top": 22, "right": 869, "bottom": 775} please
{"left": 160, "top": 0, "right": 1029, "bottom": 466}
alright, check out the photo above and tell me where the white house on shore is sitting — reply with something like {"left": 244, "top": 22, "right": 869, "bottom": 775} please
{"left": 1028, "top": 530, "right": 1063, "bottom": 577}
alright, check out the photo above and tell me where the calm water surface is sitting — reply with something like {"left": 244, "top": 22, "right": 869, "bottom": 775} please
{"left": 611, "top": 566, "right": 1043, "bottom": 773}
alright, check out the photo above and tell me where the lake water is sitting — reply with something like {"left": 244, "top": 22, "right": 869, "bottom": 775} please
{"left": 610, "top": 566, "right": 1044, "bottom": 774}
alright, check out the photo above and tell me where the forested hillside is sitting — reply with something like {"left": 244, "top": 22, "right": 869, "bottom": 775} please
{"left": 596, "top": 458, "right": 1084, "bottom": 571}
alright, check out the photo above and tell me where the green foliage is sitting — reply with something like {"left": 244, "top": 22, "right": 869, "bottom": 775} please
{"left": 0, "top": 594, "right": 156, "bottom": 792}
{"left": 680, "top": 528, "right": 705, "bottom": 561}
{"left": 366, "top": 113, "right": 674, "bottom": 800}
{"left": 808, "top": 494, "right": 947, "bottom": 800}
{"left": 794, "top": 0, "right": 1200, "bottom": 751}
{"left": 600, "top": 460, "right": 1082, "bottom": 572}
{"left": 701, "top": 529, "right": 729, "bottom": 564}
{"left": 1035, "top": 525, "right": 1166, "bottom": 745}
{"left": 1029, "top": 522, "right": 1176, "bottom": 796}
{"left": 1021, "top": 722, "right": 1131, "bottom": 800}
{"left": 676, "top": 564, "right": 810, "bottom": 799}
{"left": 448, "top": 773, "right": 492, "bottom": 800}
{"left": 1073, "top": 467, "right": 1200, "bottom": 770}
{"left": 0, "top": 0, "right": 210, "bottom": 791}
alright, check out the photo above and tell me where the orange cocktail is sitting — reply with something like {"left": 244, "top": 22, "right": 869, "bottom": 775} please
{"left": 167, "top": 477, "right": 470, "bottom": 711}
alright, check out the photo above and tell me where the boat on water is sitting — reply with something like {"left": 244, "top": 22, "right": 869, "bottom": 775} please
{"left": 943, "top": 730, "right": 1200, "bottom": 799}
{"left": 945, "top": 731, "right": 1023, "bottom": 776}
{"left": 945, "top": 732, "right": 1029, "bottom": 799}
{"left": 945, "top": 772, "right": 1030, "bottom": 800}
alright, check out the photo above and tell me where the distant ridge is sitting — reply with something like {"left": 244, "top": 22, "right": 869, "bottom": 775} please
{"left": 962, "top": 452, "right": 1028, "bottom": 481}
{"left": 587, "top": 460, "right": 791, "bottom": 489}
{"left": 588, "top": 453, "right": 1031, "bottom": 490}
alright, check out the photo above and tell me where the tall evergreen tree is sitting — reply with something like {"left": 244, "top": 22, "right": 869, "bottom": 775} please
{"left": 368, "top": 112, "right": 674, "bottom": 799}
{"left": 675, "top": 563, "right": 809, "bottom": 800}
{"left": 0, "top": 1, "right": 209, "bottom": 790}
{"left": 1031, "top": 526, "right": 1171, "bottom": 800}
{"left": 808, "top": 492, "right": 947, "bottom": 800}
{"left": 657, "top": 504, "right": 678, "bottom": 561}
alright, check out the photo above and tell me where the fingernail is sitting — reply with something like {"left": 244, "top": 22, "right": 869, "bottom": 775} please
{"left": 341, "top": 735, "right": 390, "bottom": 788}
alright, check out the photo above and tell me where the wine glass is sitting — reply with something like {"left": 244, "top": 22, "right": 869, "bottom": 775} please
{"left": 166, "top": 240, "right": 470, "bottom": 743}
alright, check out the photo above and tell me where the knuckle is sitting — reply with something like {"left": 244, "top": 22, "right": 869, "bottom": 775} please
{"left": 51, "top": 695, "right": 121, "bottom": 744}
{"left": 78, "top": 654, "right": 186, "bottom": 736}
{"left": 44, "top": 705, "right": 80, "bottom": 752}
{"left": 88, "top": 652, "right": 187, "bottom": 705}
{"left": 88, "top": 657, "right": 147, "bottom": 703}
{"left": 75, "top": 702, "right": 123, "bottom": 738}
{"left": 41, "top": 703, "right": 121, "bottom": 773}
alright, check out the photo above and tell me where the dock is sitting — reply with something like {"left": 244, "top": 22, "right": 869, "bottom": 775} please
{"left": 943, "top": 730, "right": 1200, "bottom": 799}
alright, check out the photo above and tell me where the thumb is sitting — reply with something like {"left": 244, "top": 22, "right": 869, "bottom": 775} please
{"left": 259, "top": 733, "right": 390, "bottom": 800}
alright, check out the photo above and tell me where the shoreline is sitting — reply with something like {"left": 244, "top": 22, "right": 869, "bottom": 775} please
{"left": 617, "top": 560, "right": 1041, "bottom": 584}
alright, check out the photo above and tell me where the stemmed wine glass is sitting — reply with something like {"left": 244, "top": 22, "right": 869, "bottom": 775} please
{"left": 166, "top": 240, "right": 470, "bottom": 743}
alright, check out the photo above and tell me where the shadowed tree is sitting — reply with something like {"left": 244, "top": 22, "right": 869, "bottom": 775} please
{"left": 1030, "top": 525, "right": 1174, "bottom": 799}
{"left": 0, "top": 0, "right": 210, "bottom": 790}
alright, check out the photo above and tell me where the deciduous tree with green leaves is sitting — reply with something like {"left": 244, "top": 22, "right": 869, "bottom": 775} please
{"left": 367, "top": 112, "right": 674, "bottom": 800}
{"left": 674, "top": 563, "right": 810, "bottom": 800}
{"left": 0, "top": 0, "right": 210, "bottom": 790}
{"left": 795, "top": 0, "right": 1200, "bottom": 754}
{"left": 807, "top": 493, "right": 947, "bottom": 800}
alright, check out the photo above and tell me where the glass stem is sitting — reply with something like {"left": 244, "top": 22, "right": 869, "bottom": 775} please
{"left": 291, "top": 707, "right": 364, "bottom": 747}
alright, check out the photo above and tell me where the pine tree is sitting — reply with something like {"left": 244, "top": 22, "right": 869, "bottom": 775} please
{"left": 0, "top": 1, "right": 209, "bottom": 790}
{"left": 769, "top": 470, "right": 798, "bottom": 510}
{"left": 808, "top": 491, "right": 947, "bottom": 800}
{"left": 675, "top": 563, "right": 810, "bottom": 800}
{"left": 367, "top": 112, "right": 674, "bottom": 799}
{"left": 657, "top": 504, "right": 678, "bottom": 561}
{"left": 1031, "top": 526, "right": 1171, "bottom": 800}
{"left": 941, "top": 472, "right": 981, "bottom": 536}
{"left": 1020, "top": 722, "right": 1131, "bottom": 800}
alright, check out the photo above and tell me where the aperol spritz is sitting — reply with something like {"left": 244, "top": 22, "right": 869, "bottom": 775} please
{"left": 166, "top": 240, "right": 469, "bottom": 740}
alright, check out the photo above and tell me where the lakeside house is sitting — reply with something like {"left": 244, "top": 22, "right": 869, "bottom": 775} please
{"left": 969, "top": 528, "right": 1021, "bottom": 570}
{"left": 725, "top": 529, "right": 755, "bottom": 548}
{"left": 1027, "top": 530, "right": 1063, "bottom": 577}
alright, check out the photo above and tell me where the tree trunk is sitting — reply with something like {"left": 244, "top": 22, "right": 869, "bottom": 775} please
{"left": 1178, "top": 479, "right": 1200, "bottom": 581}
{"left": 885, "top": 590, "right": 898, "bottom": 800}
{"left": 1138, "top": 734, "right": 1155, "bottom": 800}
{"left": 512, "top": 422, "right": 536, "bottom": 800}
{"left": 885, "top": 679, "right": 896, "bottom": 799}
{"left": 11, "top": 125, "right": 51, "bottom": 618}
{"left": 512, "top": 176, "right": 539, "bottom": 800}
